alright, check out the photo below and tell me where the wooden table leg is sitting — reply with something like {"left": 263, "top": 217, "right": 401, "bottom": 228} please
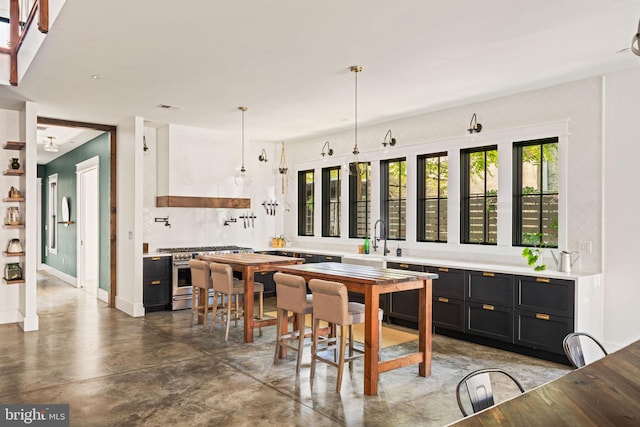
{"left": 243, "top": 266, "right": 255, "bottom": 343}
{"left": 418, "top": 279, "right": 432, "bottom": 377}
{"left": 364, "top": 288, "right": 380, "bottom": 395}
{"left": 197, "top": 288, "right": 206, "bottom": 325}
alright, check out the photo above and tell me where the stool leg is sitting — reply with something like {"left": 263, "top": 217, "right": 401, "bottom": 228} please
{"left": 336, "top": 325, "right": 347, "bottom": 392}
{"left": 209, "top": 291, "right": 218, "bottom": 336}
{"left": 348, "top": 324, "right": 354, "bottom": 371}
{"left": 202, "top": 289, "right": 209, "bottom": 329}
{"left": 225, "top": 293, "right": 232, "bottom": 341}
{"left": 310, "top": 317, "right": 320, "bottom": 382}
{"left": 190, "top": 287, "right": 197, "bottom": 327}
{"left": 274, "top": 308, "right": 283, "bottom": 364}
{"left": 296, "top": 312, "right": 305, "bottom": 373}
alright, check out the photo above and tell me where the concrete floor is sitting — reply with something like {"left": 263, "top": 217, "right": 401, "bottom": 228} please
{"left": 0, "top": 272, "right": 570, "bottom": 426}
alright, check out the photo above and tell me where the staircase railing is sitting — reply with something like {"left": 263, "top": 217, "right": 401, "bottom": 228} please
{"left": 0, "top": 0, "right": 48, "bottom": 86}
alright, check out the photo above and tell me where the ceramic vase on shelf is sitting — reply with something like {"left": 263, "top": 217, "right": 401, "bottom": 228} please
{"left": 4, "top": 207, "right": 20, "bottom": 225}
{"left": 10, "top": 158, "right": 20, "bottom": 170}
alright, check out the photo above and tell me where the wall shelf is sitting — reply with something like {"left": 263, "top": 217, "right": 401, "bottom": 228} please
{"left": 3, "top": 141, "right": 25, "bottom": 150}
{"left": 3, "top": 169, "right": 24, "bottom": 176}
{"left": 57, "top": 221, "right": 74, "bottom": 225}
{"left": 156, "top": 196, "right": 251, "bottom": 209}
{"left": 3, "top": 224, "right": 24, "bottom": 229}
{"left": 2, "top": 277, "right": 25, "bottom": 285}
{"left": 2, "top": 197, "right": 24, "bottom": 202}
{"left": 3, "top": 251, "right": 24, "bottom": 257}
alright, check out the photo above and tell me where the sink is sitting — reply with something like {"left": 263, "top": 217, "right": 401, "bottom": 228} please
{"left": 341, "top": 254, "right": 386, "bottom": 268}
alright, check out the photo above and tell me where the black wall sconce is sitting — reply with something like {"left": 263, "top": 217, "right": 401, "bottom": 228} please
{"left": 381, "top": 129, "right": 396, "bottom": 153}
{"left": 467, "top": 113, "right": 483, "bottom": 134}
{"left": 143, "top": 135, "right": 149, "bottom": 152}
{"left": 258, "top": 148, "right": 268, "bottom": 162}
{"left": 320, "top": 141, "right": 333, "bottom": 159}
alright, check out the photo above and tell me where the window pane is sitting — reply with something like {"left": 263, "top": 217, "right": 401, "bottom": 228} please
{"left": 382, "top": 158, "right": 406, "bottom": 240}
{"left": 462, "top": 146, "right": 498, "bottom": 245}
{"left": 349, "top": 162, "right": 371, "bottom": 238}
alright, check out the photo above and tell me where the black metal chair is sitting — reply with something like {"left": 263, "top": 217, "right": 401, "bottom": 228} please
{"left": 456, "top": 368, "right": 525, "bottom": 416}
{"left": 562, "top": 332, "right": 608, "bottom": 368}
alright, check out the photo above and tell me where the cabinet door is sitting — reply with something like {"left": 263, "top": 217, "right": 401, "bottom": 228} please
{"left": 516, "top": 276, "right": 575, "bottom": 318}
{"left": 466, "top": 302, "right": 513, "bottom": 343}
{"left": 466, "top": 271, "right": 514, "bottom": 307}
{"left": 254, "top": 271, "right": 276, "bottom": 297}
{"left": 426, "top": 266, "right": 465, "bottom": 299}
{"left": 515, "top": 310, "right": 573, "bottom": 354}
{"left": 433, "top": 296, "right": 465, "bottom": 332}
{"left": 387, "top": 262, "right": 423, "bottom": 325}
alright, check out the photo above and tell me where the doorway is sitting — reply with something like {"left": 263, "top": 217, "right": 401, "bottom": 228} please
{"left": 76, "top": 157, "right": 99, "bottom": 297}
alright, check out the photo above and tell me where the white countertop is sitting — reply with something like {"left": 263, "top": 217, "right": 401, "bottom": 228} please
{"left": 257, "top": 246, "right": 599, "bottom": 280}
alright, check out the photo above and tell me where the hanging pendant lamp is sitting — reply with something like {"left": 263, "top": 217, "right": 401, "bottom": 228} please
{"left": 343, "top": 65, "right": 362, "bottom": 176}
{"left": 234, "top": 106, "right": 252, "bottom": 187}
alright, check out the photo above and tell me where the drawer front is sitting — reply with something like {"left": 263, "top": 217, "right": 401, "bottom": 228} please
{"left": 433, "top": 296, "right": 464, "bottom": 332}
{"left": 143, "top": 279, "right": 171, "bottom": 308}
{"left": 143, "top": 257, "right": 171, "bottom": 281}
{"left": 426, "top": 266, "right": 465, "bottom": 299}
{"left": 387, "top": 262, "right": 424, "bottom": 272}
{"left": 389, "top": 289, "right": 420, "bottom": 323}
{"left": 515, "top": 309, "right": 573, "bottom": 354}
{"left": 466, "top": 271, "right": 514, "bottom": 307}
{"left": 301, "top": 253, "right": 318, "bottom": 263}
{"left": 466, "top": 302, "right": 513, "bottom": 343}
{"left": 516, "top": 276, "right": 575, "bottom": 317}
{"left": 317, "top": 254, "right": 341, "bottom": 263}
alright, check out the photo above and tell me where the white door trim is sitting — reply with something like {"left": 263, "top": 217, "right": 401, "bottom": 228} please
{"left": 76, "top": 156, "right": 100, "bottom": 295}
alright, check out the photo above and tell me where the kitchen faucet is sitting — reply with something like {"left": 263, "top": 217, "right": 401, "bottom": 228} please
{"left": 373, "top": 219, "right": 390, "bottom": 256}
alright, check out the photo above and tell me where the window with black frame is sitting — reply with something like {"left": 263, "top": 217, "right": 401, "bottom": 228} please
{"left": 321, "top": 166, "right": 341, "bottom": 237}
{"left": 417, "top": 152, "right": 448, "bottom": 242}
{"left": 381, "top": 158, "right": 406, "bottom": 240}
{"left": 349, "top": 162, "right": 371, "bottom": 238}
{"left": 513, "top": 137, "right": 559, "bottom": 248}
{"left": 461, "top": 146, "right": 498, "bottom": 244}
{"left": 297, "top": 170, "right": 314, "bottom": 236}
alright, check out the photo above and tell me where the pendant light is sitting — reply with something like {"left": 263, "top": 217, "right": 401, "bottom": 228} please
{"left": 343, "top": 65, "right": 362, "bottom": 176}
{"left": 234, "top": 106, "right": 252, "bottom": 187}
{"left": 43, "top": 136, "right": 59, "bottom": 153}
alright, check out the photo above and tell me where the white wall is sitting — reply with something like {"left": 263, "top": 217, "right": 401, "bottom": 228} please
{"left": 143, "top": 124, "right": 280, "bottom": 251}
{"left": 603, "top": 66, "right": 640, "bottom": 349}
{"left": 284, "top": 77, "right": 603, "bottom": 272}
{"left": 116, "top": 117, "right": 145, "bottom": 317}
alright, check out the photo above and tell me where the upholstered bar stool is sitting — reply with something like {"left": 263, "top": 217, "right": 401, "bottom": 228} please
{"left": 308, "top": 278, "right": 384, "bottom": 392}
{"left": 209, "top": 262, "right": 264, "bottom": 341}
{"left": 188, "top": 259, "right": 214, "bottom": 328}
{"left": 273, "top": 272, "right": 314, "bottom": 373}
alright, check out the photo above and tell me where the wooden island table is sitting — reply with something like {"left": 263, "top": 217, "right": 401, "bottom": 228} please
{"left": 197, "top": 252, "right": 303, "bottom": 342}
{"left": 450, "top": 338, "right": 640, "bottom": 426}
{"left": 277, "top": 261, "right": 438, "bottom": 396}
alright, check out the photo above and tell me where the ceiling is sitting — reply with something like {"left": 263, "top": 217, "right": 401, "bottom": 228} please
{"left": 1, "top": 0, "right": 640, "bottom": 151}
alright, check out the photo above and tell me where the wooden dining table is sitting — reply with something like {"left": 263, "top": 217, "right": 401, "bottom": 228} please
{"left": 197, "top": 252, "right": 303, "bottom": 343}
{"left": 450, "top": 338, "right": 640, "bottom": 426}
{"left": 277, "top": 261, "right": 438, "bottom": 396}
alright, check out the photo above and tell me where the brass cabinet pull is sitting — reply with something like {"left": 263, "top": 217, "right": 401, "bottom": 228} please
{"left": 482, "top": 304, "right": 495, "bottom": 311}
{"left": 306, "top": 254, "right": 313, "bottom": 258}
{"left": 536, "top": 277, "right": 551, "bottom": 283}
{"left": 151, "top": 257, "right": 161, "bottom": 261}
{"left": 536, "top": 313, "right": 550, "bottom": 321}
{"left": 483, "top": 272, "right": 495, "bottom": 277}
{"left": 438, "top": 297, "right": 449, "bottom": 303}
{"left": 399, "top": 263, "right": 409, "bottom": 268}
{"left": 438, "top": 267, "right": 449, "bottom": 272}
{"left": 151, "top": 280, "right": 161, "bottom": 285}
{"left": 325, "top": 256, "right": 333, "bottom": 260}
{"left": 260, "top": 272, "right": 267, "bottom": 276}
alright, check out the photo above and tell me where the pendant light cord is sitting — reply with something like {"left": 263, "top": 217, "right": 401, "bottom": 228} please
{"left": 239, "top": 106, "right": 247, "bottom": 172}
{"left": 350, "top": 65, "right": 362, "bottom": 156}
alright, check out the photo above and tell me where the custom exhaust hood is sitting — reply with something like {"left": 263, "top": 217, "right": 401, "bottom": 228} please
{"left": 154, "top": 124, "right": 250, "bottom": 209}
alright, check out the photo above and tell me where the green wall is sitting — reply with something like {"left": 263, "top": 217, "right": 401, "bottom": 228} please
{"left": 39, "top": 132, "right": 111, "bottom": 291}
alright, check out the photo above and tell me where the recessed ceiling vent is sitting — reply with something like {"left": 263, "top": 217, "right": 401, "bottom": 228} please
{"left": 156, "top": 104, "right": 182, "bottom": 110}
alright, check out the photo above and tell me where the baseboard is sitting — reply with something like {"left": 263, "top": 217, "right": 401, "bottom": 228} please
{"left": 18, "top": 310, "right": 39, "bottom": 331}
{"left": 115, "top": 296, "right": 145, "bottom": 317}
{"left": 0, "top": 307, "right": 19, "bottom": 324}
{"left": 97, "top": 288, "right": 109, "bottom": 303}
{"left": 38, "top": 264, "right": 77, "bottom": 286}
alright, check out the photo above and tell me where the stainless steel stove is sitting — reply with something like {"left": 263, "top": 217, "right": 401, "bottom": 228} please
{"left": 157, "top": 245, "right": 253, "bottom": 310}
